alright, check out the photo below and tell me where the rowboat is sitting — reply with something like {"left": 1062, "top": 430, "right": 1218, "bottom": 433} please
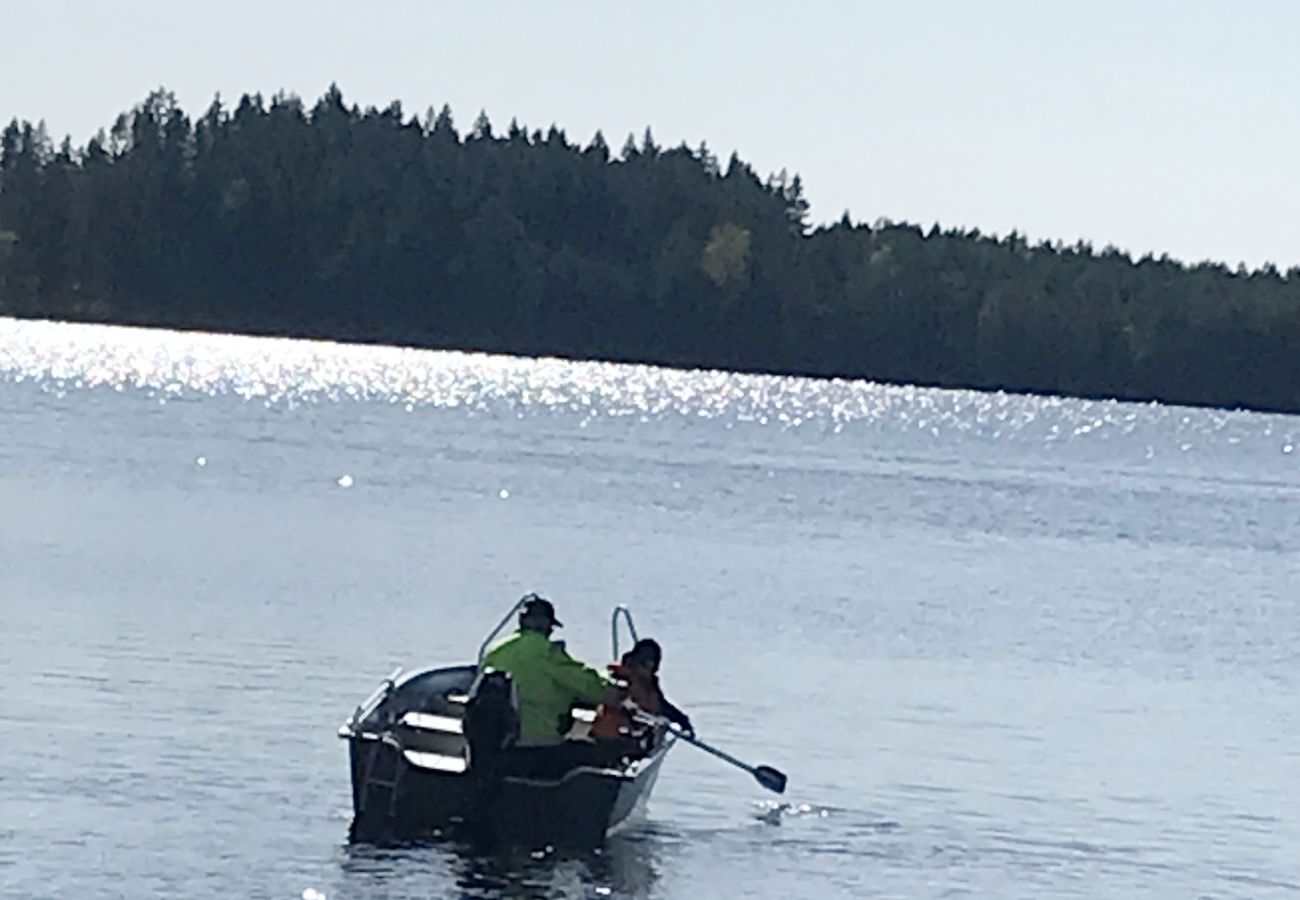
{"left": 339, "top": 601, "right": 673, "bottom": 846}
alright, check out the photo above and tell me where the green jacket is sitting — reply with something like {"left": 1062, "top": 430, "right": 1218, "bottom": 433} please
{"left": 481, "top": 630, "right": 609, "bottom": 744}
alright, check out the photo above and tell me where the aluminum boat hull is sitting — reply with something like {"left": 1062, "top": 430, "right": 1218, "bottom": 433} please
{"left": 341, "top": 664, "right": 672, "bottom": 847}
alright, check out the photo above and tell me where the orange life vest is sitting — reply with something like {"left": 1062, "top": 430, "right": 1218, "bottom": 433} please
{"left": 590, "top": 662, "right": 662, "bottom": 738}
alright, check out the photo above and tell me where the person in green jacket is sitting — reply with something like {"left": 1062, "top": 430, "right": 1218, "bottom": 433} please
{"left": 480, "top": 594, "right": 612, "bottom": 745}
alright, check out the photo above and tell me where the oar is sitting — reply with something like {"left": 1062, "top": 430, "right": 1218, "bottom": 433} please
{"left": 639, "top": 714, "right": 788, "bottom": 794}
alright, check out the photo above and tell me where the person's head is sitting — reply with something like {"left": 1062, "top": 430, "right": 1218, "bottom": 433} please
{"left": 623, "top": 638, "right": 662, "bottom": 677}
{"left": 518, "top": 594, "right": 562, "bottom": 636}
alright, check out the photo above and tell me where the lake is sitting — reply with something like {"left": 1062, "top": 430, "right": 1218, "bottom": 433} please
{"left": 2, "top": 317, "right": 1298, "bottom": 898}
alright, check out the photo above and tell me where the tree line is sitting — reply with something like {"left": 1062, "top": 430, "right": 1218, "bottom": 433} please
{"left": 2, "top": 87, "right": 1297, "bottom": 412}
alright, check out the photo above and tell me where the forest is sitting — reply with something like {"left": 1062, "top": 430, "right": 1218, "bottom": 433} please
{"left": 2, "top": 87, "right": 1297, "bottom": 412}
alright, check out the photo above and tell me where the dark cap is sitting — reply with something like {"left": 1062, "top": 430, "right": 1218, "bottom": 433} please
{"left": 520, "top": 594, "right": 562, "bottom": 627}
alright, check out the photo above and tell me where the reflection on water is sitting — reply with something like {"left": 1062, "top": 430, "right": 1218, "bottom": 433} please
{"left": 4, "top": 316, "right": 1299, "bottom": 475}
{"left": 333, "top": 832, "right": 660, "bottom": 900}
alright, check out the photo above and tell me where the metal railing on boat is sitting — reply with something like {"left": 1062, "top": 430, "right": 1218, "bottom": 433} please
{"left": 346, "top": 666, "right": 403, "bottom": 731}
{"left": 611, "top": 605, "right": 639, "bottom": 660}
{"left": 475, "top": 595, "right": 643, "bottom": 663}
{"left": 476, "top": 595, "right": 532, "bottom": 665}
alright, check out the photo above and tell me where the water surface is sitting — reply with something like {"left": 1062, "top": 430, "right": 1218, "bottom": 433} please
{"left": 2, "top": 318, "right": 1298, "bottom": 898}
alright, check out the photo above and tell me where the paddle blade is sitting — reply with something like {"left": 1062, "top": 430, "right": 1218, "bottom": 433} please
{"left": 753, "top": 765, "right": 788, "bottom": 794}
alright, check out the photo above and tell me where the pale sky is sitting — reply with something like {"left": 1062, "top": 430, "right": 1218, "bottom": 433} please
{"left": 3, "top": 0, "right": 1298, "bottom": 268}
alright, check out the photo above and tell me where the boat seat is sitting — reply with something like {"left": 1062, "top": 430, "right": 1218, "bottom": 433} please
{"left": 398, "top": 711, "right": 469, "bottom": 757}
{"left": 401, "top": 711, "right": 464, "bottom": 734}
{"left": 563, "top": 705, "right": 599, "bottom": 740}
{"left": 403, "top": 749, "right": 469, "bottom": 774}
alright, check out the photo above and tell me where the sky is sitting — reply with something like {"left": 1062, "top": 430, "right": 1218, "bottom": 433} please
{"left": 3, "top": 0, "right": 1298, "bottom": 269}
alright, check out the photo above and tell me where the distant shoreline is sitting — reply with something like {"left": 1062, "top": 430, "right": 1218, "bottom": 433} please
{"left": 3, "top": 87, "right": 1298, "bottom": 414}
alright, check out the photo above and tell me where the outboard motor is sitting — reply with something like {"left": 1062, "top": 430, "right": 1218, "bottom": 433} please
{"left": 462, "top": 670, "right": 518, "bottom": 776}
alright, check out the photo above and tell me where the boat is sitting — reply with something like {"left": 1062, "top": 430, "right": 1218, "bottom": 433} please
{"left": 339, "top": 599, "right": 674, "bottom": 846}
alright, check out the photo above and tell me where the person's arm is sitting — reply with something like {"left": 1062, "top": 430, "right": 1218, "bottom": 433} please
{"left": 546, "top": 647, "right": 610, "bottom": 706}
{"left": 659, "top": 694, "right": 693, "bottom": 735}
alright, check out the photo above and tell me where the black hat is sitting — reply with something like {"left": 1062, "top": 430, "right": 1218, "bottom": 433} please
{"left": 521, "top": 594, "right": 562, "bottom": 627}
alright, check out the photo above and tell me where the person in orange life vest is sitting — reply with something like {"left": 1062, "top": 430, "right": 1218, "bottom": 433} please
{"left": 591, "top": 638, "right": 692, "bottom": 739}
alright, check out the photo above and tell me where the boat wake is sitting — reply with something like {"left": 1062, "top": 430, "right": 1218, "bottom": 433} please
{"left": 751, "top": 799, "right": 899, "bottom": 830}
{"left": 752, "top": 800, "right": 831, "bottom": 826}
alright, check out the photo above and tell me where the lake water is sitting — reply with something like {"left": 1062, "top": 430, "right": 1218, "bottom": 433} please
{"left": 1, "top": 317, "right": 1298, "bottom": 899}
